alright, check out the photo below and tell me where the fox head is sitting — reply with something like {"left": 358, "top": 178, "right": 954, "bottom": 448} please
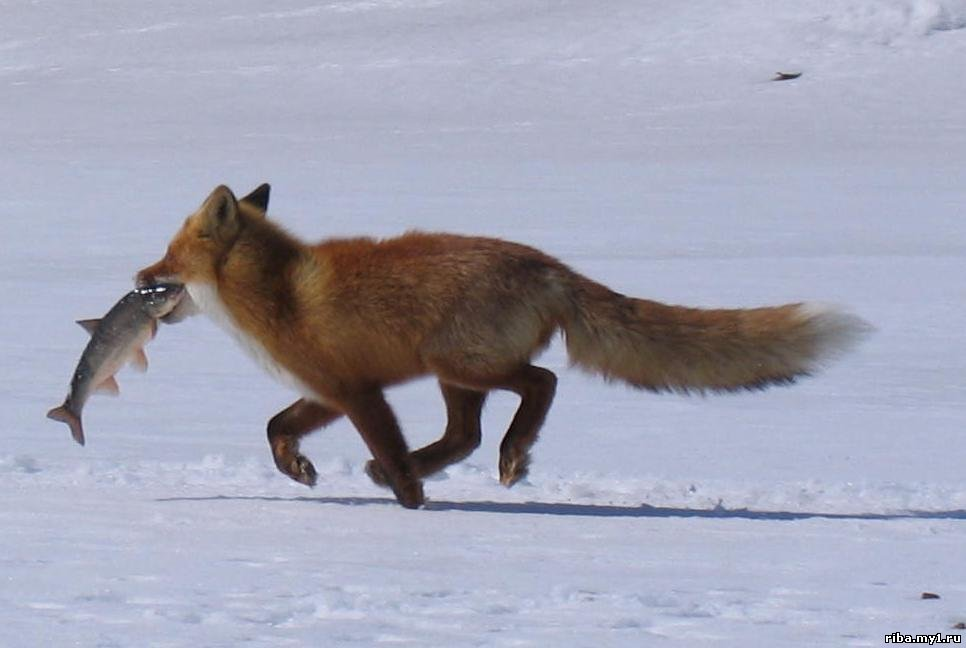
{"left": 136, "top": 183, "right": 271, "bottom": 288}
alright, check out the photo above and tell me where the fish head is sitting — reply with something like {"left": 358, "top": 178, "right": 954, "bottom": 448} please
{"left": 136, "top": 184, "right": 270, "bottom": 289}
{"left": 159, "top": 290, "right": 198, "bottom": 324}
{"left": 136, "top": 283, "right": 185, "bottom": 319}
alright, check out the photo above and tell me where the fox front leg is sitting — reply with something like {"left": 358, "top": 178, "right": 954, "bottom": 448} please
{"left": 267, "top": 399, "right": 342, "bottom": 487}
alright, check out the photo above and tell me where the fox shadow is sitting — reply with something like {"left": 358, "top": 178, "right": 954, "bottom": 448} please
{"left": 156, "top": 494, "right": 966, "bottom": 522}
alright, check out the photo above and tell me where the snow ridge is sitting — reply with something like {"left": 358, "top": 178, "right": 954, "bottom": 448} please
{"left": 6, "top": 454, "right": 964, "bottom": 518}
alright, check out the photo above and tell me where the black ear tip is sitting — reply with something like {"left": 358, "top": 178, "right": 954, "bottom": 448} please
{"left": 241, "top": 183, "right": 271, "bottom": 212}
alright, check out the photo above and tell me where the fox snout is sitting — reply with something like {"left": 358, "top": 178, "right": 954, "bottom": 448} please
{"left": 135, "top": 256, "right": 178, "bottom": 288}
{"left": 135, "top": 255, "right": 198, "bottom": 323}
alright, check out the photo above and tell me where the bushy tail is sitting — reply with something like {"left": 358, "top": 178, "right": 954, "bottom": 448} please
{"left": 560, "top": 276, "right": 871, "bottom": 394}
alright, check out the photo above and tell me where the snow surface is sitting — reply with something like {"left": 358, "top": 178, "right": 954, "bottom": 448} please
{"left": 4, "top": 0, "right": 966, "bottom": 645}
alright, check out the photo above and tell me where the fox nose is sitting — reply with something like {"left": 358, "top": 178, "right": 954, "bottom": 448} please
{"left": 134, "top": 271, "right": 154, "bottom": 288}
{"left": 135, "top": 268, "right": 170, "bottom": 288}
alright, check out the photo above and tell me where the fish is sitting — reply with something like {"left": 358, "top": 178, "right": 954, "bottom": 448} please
{"left": 47, "top": 283, "right": 185, "bottom": 446}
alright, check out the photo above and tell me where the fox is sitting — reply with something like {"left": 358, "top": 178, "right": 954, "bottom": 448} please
{"left": 137, "top": 183, "right": 870, "bottom": 509}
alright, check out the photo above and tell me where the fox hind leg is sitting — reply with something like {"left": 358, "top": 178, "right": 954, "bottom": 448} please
{"left": 366, "top": 382, "right": 486, "bottom": 486}
{"left": 491, "top": 365, "right": 557, "bottom": 487}
{"left": 267, "top": 399, "right": 342, "bottom": 487}
{"left": 430, "top": 363, "right": 557, "bottom": 488}
{"left": 415, "top": 383, "right": 487, "bottom": 477}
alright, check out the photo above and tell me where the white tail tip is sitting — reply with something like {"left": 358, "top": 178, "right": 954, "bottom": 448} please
{"left": 796, "top": 302, "right": 873, "bottom": 367}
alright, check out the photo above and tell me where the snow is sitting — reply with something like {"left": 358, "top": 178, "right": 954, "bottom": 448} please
{"left": 4, "top": 0, "right": 966, "bottom": 645}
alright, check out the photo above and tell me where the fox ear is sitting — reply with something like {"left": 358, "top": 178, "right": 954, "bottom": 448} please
{"left": 200, "top": 185, "right": 240, "bottom": 241}
{"left": 239, "top": 183, "right": 270, "bottom": 215}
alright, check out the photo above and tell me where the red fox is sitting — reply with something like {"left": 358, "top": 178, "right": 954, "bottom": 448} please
{"left": 137, "top": 184, "right": 869, "bottom": 508}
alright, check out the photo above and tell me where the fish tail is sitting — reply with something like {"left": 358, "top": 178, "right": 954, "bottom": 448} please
{"left": 46, "top": 404, "right": 85, "bottom": 446}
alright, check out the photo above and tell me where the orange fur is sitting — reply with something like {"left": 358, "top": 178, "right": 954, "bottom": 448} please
{"left": 137, "top": 184, "right": 870, "bottom": 508}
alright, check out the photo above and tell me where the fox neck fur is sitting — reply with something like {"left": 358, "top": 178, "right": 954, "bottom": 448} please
{"left": 186, "top": 280, "right": 321, "bottom": 403}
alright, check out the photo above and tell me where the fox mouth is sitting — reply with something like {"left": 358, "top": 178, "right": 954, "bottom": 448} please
{"left": 135, "top": 282, "right": 184, "bottom": 299}
{"left": 135, "top": 282, "right": 187, "bottom": 319}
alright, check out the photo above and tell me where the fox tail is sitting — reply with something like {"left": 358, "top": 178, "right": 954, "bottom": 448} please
{"left": 559, "top": 275, "right": 870, "bottom": 394}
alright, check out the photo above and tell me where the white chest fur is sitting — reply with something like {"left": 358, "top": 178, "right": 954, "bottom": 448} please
{"left": 186, "top": 282, "right": 319, "bottom": 401}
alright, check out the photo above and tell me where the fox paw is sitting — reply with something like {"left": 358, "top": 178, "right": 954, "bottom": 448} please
{"left": 281, "top": 454, "right": 317, "bottom": 488}
{"left": 366, "top": 459, "right": 397, "bottom": 488}
{"left": 499, "top": 452, "right": 530, "bottom": 487}
{"left": 393, "top": 480, "right": 426, "bottom": 510}
{"left": 366, "top": 461, "right": 425, "bottom": 508}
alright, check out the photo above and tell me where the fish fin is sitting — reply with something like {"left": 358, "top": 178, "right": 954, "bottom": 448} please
{"left": 130, "top": 348, "right": 149, "bottom": 373}
{"left": 76, "top": 319, "right": 101, "bottom": 336}
{"left": 95, "top": 376, "right": 120, "bottom": 396}
{"left": 47, "top": 404, "right": 85, "bottom": 446}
